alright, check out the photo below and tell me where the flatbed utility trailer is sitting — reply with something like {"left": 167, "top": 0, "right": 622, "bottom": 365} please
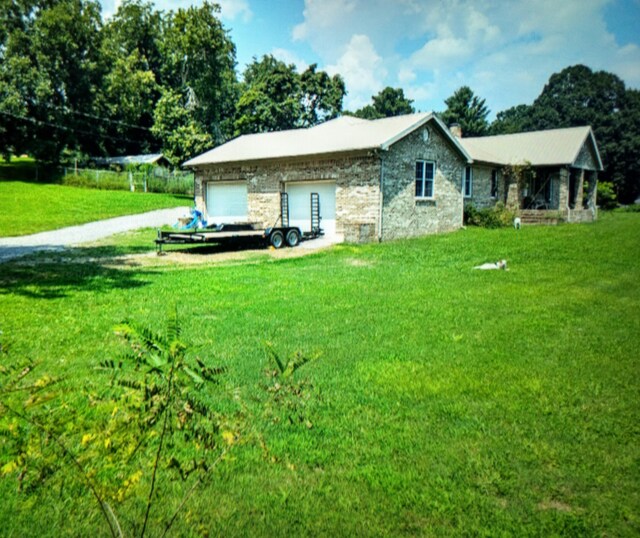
{"left": 155, "top": 192, "right": 323, "bottom": 254}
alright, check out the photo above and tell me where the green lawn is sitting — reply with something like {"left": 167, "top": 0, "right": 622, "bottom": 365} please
{"left": 0, "top": 181, "right": 190, "bottom": 237}
{"left": 0, "top": 214, "right": 638, "bottom": 536}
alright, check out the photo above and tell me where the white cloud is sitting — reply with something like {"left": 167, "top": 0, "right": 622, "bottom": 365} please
{"left": 291, "top": 0, "right": 640, "bottom": 117}
{"left": 293, "top": 0, "right": 357, "bottom": 42}
{"left": 398, "top": 67, "right": 417, "bottom": 85}
{"left": 217, "top": 0, "right": 252, "bottom": 22}
{"left": 326, "top": 34, "right": 387, "bottom": 110}
{"left": 271, "top": 48, "right": 309, "bottom": 73}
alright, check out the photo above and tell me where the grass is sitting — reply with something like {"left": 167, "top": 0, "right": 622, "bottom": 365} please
{"left": 0, "top": 213, "right": 639, "bottom": 536}
{"left": 0, "top": 181, "right": 190, "bottom": 237}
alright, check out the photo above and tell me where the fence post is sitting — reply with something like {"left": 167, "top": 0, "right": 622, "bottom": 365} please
{"left": 129, "top": 171, "right": 134, "bottom": 192}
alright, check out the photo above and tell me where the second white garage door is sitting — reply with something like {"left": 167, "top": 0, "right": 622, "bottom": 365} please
{"left": 286, "top": 182, "right": 336, "bottom": 237}
{"left": 206, "top": 182, "right": 248, "bottom": 224}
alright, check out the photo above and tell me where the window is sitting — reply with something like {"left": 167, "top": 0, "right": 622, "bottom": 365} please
{"left": 491, "top": 169, "right": 498, "bottom": 198}
{"left": 415, "top": 160, "right": 435, "bottom": 198}
{"left": 463, "top": 166, "right": 473, "bottom": 197}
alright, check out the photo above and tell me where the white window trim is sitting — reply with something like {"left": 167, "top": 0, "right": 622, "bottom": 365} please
{"left": 415, "top": 160, "right": 436, "bottom": 200}
{"left": 463, "top": 166, "right": 473, "bottom": 198}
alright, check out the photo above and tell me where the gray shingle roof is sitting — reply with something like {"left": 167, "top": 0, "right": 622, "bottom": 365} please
{"left": 183, "top": 113, "right": 472, "bottom": 167}
{"left": 459, "top": 126, "right": 603, "bottom": 170}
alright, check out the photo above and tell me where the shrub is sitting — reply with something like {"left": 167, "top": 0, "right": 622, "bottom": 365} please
{"left": 464, "top": 202, "right": 515, "bottom": 228}
{"left": 597, "top": 182, "right": 618, "bottom": 210}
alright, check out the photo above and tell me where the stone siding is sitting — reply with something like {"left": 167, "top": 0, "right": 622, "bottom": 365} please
{"left": 193, "top": 154, "right": 381, "bottom": 240}
{"left": 192, "top": 120, "right": 468, "bottom": 243}
{"left": 381, "top": 124, "right": 465, "bottom": 240}
{"left": 574, "top": 141, "right": 599, "bottom": 170}
{"left": 469, "top": 164, "right": 500, "bottom": 209}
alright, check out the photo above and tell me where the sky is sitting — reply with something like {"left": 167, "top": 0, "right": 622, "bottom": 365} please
{"left": 99, "top": 0, "right": 640, "bottom": 119}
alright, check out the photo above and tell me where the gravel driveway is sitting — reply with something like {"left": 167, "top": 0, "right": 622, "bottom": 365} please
{"left": 0, "top": 206, "right": 190, "bottom": 263}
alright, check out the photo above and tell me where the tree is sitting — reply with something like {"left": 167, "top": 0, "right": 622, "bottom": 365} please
{"left": 159, "top": 2, "right": 238, "bottom": 143}
{"left": 353, "top": 87, "right": 415, "bottom": 119}
{"left": 441, "top": 86, "right": 490, "bottom": 136}
{"left": 99, "top": 50, "right": 158, "bottom": 155}
{"left": 234, "top": 55, "right": 302, "bottom": 135}
{"left": 234, "top": 55, "right": 345, "bottom": 135}
{"left": 300, "top": 64, "right": 345, "bottom": 126}
{"left": 152, "top": 88, "right": 213, "bottom": 166}
{"left": 488, "top": 104, "right": 533, "bottom": 135}
{"left": 0, "top": 0, "right": 104, "bottom": 161}
{"left": 97, "top": 0, "right": 163, "bottom": 155}
{"left": 101, "top": 0, "right": 163, "bottom": 77}
{"left": 490, "top": 65, "right": 640, "bottom": 203}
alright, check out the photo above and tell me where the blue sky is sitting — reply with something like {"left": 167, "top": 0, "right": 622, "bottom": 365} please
{"left": 100, "top": 0, "right": 640, "bottom": 119}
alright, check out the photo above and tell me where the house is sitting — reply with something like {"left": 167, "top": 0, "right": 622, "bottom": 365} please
{"left": 93, "top": 153, "right": 170, "bottom": 169}
{"left": 184, "top": 113, "right": 472, "bottom": 242}
{"left": 457, "top": 126, "right": 603, "bottom": 223}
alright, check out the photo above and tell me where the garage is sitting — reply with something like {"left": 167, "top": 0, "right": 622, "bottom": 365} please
{"left": 206, "top": 182, "right": 248, "bottom": 224}
{"left": 286, "top": 182, "right": 336, "bottom": 237}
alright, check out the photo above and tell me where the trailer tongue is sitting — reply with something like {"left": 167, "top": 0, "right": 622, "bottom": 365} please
{"left": 155, "top": 192, "right": 323, "bottom": 254}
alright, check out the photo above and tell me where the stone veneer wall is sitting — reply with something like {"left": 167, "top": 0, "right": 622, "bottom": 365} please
{"left": 574, "top": 140, "right": 600, "bottom": 170}
{"left": 469, "top": 164, "right": 501, "bottom": 209}
{"left": 193, "top": 153, "right": 381, "bottom": 241}
{"left": 381, "top": 124, "right": 466, "bottom": 240}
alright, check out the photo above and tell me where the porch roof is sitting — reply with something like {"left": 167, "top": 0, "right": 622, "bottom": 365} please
{"left": 460, "top": 126, "right": 603, "bottom": 170}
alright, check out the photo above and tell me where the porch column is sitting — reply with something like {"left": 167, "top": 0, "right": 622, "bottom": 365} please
{"left": 505, "top": 177, "right": 520, "bottom": 209}
{"left": 558, "top": 167, "right": 570, "bottom": 209}
{"left": 587, "top": 171, "right": 598, "bottom": 208}
{"left": 575, "top": 169, "right": 585, "bottom": 208}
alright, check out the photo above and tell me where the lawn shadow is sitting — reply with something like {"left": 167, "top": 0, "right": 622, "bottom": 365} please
{"left": 167, "top": 238, "right": 269, "bottom": 256}
{"left": 0, "top": 245, "right": 156, "bottom": 299}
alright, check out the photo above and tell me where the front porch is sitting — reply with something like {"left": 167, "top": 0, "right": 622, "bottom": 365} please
{"left": 506, "top": 166, "right": 598, "bottom": 224}
{"left": 519, "top": 207, "right": 598, "bottom": 225}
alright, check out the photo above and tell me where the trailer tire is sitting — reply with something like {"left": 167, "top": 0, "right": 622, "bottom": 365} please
{"left": 270, "top": 230, "right": 285, "bottom": 249}
{"left": 286, "top": 229, "right": 300, "bottom": 247}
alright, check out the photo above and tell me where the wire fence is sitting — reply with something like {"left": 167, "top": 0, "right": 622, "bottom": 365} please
{"left": 60, "top": 167, "right": 194, "bottom": 195}
{"left": 1, "top": 160, "right": 194, "bottom": 196}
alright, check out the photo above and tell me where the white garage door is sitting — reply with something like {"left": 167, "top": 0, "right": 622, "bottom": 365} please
{"left": 286, "top": 182, "right": 336, "bottom": 236}
{"left": 206, "top": 182, "right": 248, "bottom": 224}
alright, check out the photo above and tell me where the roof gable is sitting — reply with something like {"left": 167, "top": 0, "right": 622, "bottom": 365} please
{"left": 460, "top": 126, "right": 603, "bottom": 170}
{"left": 184, "top": 113, "right": 471, "bottom": 167}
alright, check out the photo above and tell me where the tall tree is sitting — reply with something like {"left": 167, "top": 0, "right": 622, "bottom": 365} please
{"left": 488, "top": 104, "right": 533, "bottom": 135}
{"left": 441, "top": 86, "right": 490, "bottom": 136}
{"left": 99, "top": 50, "right": 158, "bottom": 155}
{"left": 353, "top": 87, "right": 414, "bottom": 119}
{"left": 300, "top": 64, "right": 345, "bottom": 126}
{"left": 490, "top": 65, "right": 639, "bottom": 203}
{"left": 151, "top": 88, "right": 212, "bottom": 166}
{"left": 159, "top": 1, "right": 237, "bottom": 144}
{"left": 234, "top": 55, "right": 345, "bottom": 135}
{"left": 0, "top": 0, "right": 104, "bottom": 161}
{"left": 98, "top": 0, "right": 163, "bottom": 155}
{"left": 101, "top": 0, "right": 163, "bottom": 76}
{"left": 234, "top": 55, "right": 301, "bottom": 135}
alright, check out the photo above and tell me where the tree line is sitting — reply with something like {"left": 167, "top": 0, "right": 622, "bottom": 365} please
{"left": 1, "top": 1, "right": 637, "bottom": 202}
{"left": 0, "top": 0, "right": 346, "bottom": 166}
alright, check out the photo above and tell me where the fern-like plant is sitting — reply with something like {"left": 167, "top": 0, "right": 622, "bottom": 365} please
{"left": 0, "top": 310, "right": 235, "bottom": 538}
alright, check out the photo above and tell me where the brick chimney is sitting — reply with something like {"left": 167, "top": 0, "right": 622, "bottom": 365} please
{"left": 449, "top": 123, "right": 462, "bottom": 138}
